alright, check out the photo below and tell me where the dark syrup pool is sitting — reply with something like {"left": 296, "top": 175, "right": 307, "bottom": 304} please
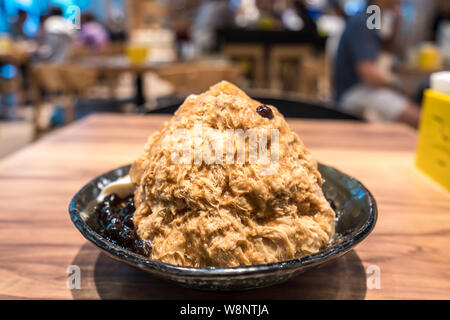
{"left": 92, "top": 193, "right": 151, "bottom": 256}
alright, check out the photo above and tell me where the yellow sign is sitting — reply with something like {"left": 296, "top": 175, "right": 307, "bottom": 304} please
{"left": 416, "top": 89, "right": 450, "bottom": 192}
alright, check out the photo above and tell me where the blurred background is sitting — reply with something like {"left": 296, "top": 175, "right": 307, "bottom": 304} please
{"left": 0, "top": 0, "right": 449, "bottom": 158}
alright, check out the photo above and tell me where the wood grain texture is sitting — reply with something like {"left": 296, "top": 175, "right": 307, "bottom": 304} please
{"left": 0, "top": 114, "right": 449, "bottom": 300}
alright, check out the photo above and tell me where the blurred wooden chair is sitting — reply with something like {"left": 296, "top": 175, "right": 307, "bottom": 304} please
{"left": 0, "top": 76, "right": 19, "bottom": 119}
{"left": 222, "top": 44, "right": 265, "bottom": 88}
{"left": 301, "top": 53, "right": 331, "bottom": 100}
{"left": 153, "top": 61, "right": 241, "bottom": 96}
{"left": 269, "top": 45, "right": 323, "bottom": 99}
{"left": 30, "top": 62, "right": 98, "bottom": 137}
{"left": 71, "top": 42, "right": 126, "bottom": 98}
{"left": 70, "top": 41, "right": 125, "bottom": 59}
{"left": 61, "top": 63, "right": 98, "bottom": 95}
{"left": 315, "top": 53, "right": 332, "bottom": 100}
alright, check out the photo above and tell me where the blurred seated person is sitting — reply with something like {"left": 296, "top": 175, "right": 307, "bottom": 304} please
{"left": 105, "top": 8, "right": 126, "bottom": 41}
{"left": 334, "top": 0, "right": 420, "bottom": 128}
{"left": 76, "top": 13, "right": 110, "bottom": 53}
{"left": 35, "top": 7, "right": 75, "bottom": 62}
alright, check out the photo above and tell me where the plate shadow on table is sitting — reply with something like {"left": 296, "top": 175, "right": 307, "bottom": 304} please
{"left": 71, "top": 242, "right": 367, "bottom": 300}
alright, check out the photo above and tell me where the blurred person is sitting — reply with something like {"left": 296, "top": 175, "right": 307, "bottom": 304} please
{"left": 105, "top": 7, "right": 126, "bottom": 41}
{"left": 334, "top": 0, "right": 420, "bottom": 128}
{"left": 35, "top": 7, "right": 75, "bottom": 62}
{"left": 76, "top": 13, "right": 110, "bottom": 53}
{"left": 10, "top": 9, "right": 28, "bottom": 40}
{"left": 193, "top": 0, "right": 236, "bottom": 53}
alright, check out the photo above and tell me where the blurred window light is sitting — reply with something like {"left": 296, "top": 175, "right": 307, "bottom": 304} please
{"left": 317, "top": 14, "right": 345, "bottom": 36}
{"left": 50, "top": 0, "right": 74, "bottom": 7}
{"left": 0, "top": 64, "right": 17, "bottom": 79}
{"left": 14, "top": 0, "right": 32, "bottom": 7}
{"left": 282, "top": 9, "right": 304, "bottom": 31}
{"left": 0, "top": 11, "right": 7, "bottom": 33}
{"left": 235, "top": 0, "right": 259, "bottom": 27}
{"left": 343, "top": 0, "right": 366, "bottom": 16}
{"left": 22, "top": 13, "right": 39, "bottom": 36}
{"left": 1, "top": 0, "right": 89, "bottom": 37}
{"left": 49, "top": 0, "right": 90, "bottom": 11}
{"left": 230, "top": 0, "right": 241, "bottom": 10}
{"left": 72, "top": 0, "right": 91, "bottom": 11}
{"left": 305, "top": 0, "right": 327, "bottom": 8}
{"left": 399, "top": 0, "right": 417, "bottom": 39}
{"left": 3, "top": 0, "right": 91, "bottom": 13}
{"left": 402, "top": 1, "right": 416, "bottom": 22}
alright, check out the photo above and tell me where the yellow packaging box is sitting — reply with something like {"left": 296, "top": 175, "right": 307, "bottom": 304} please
{"left": 416, "top": 86, "right": 450, "bottom": 192}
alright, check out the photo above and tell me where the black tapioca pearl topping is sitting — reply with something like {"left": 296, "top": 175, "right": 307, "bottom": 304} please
{"left": 118, "top": 228, "right": 135, "bottom": 247}
{"left": 96, "top": 207, "right": 110, "bottom": 226}
{"left": 104, "top": 193, "right": 122, "bottom": 206}
{"left": 119, "top": 203, "right": 135, "bottom": 217}
{"left": 99, "top": 204, "right": 110, "bottom": 214}
{"left": 133, "top": 240, "right": 147, "bottom": 255}
{"left": 106, "top": 214, "right": 121, "bottom": 225}
{"left": 95, "top": 193, "right": 152, "bottom": 256}
{"left": 125, "top": 199, "right": 135, "bottom": 212}
{"left": 127, "top": 200, "right": 135, "bottom": 211}
{"left": 105, "top": 223, "right": 122, "bottom": 241}
{"left": 256, "top": 105, "right": 274, "bottom": 119}
{"left": 123, "top": 214, "right": 134, "bottom": 229}
{"left": 97, "top": 200, "right": 110, "bottom": 211}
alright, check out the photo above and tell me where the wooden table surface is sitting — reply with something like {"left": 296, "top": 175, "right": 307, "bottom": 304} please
{"left": 0, "top": 114, "right": 449, "bottom": 300}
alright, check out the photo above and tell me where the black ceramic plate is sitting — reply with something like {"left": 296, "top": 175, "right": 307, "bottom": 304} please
{"left": 69, "top": 164, "right": 377, "bottom": 291}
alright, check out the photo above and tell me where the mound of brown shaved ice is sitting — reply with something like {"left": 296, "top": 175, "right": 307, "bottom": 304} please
{"left": 130, "top": 81, "right": 335, "bottom": 267}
